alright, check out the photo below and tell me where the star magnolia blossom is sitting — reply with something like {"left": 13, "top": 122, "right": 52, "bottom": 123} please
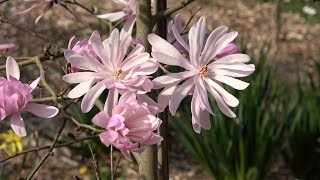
{"left": 92, "top": 92, "right": 162, "bottom": 160}
{"left": 63, "top": 29, "right": 158, "bottom": 113}
{"left": 0, "top": 57, "right": 59, "bottom": 136}
{"left": 68, "top": 36, "right": 97, "bottom": 73}
{"left": 148, "top": 16, "right": 255, "bottom": 133}
{"left": 97, "top": 0, "right": 136, "bottom": 29}
{"left": 0, "top": 43, "right": 16, "bottom": 51}
{"left": 168, "top": 14, "right": 239, "bottom": 57}
{"left": 19, "top": 0, "right": 64, "bottom": 23}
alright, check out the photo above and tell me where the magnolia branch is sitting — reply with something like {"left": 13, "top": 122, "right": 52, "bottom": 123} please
{"left": 0, "top": 52, "right": 64, "bottom": 71}
{"left": 0, "top": 18, "right": 59, "bottom": 47}
{"left": 155, "top": 0, "right": 196, "bottom": 18}
{"left": 27, "top": 118, "right": 67, "bottom": 180}
{"left": 0, "top": 135, "right": 98, "bottom": 163}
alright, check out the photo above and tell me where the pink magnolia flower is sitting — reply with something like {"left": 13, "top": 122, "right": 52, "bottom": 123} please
{"left": 0, "top": 57, "right": 59, "bottom": 136}
{"left": 167, "top": 14, "right": 188, "bottom": 52}
{"left": 63, "top": 29, "right": 158, "bottom": 113}
{"left": 97, "top": 0, "right": 136, "bottom": 30}
{"left": 19, "top": 0, "right": 64, "bottom": 23}
{"left": 92, "top": 92, "right": 162, "bottom": 160}
{"left": 167, "top": 14, "right": 239, "bottom": 57}
{"left": 148, "top": 16, "right": 255, "bottom": 133}
{"left": 0, "top": 43, "right": 16, "bottom": 51}
{"left": 67, "top": 36, "right": 97, "bottom": 73}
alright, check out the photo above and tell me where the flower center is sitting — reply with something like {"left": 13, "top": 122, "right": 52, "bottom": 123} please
{"left": 199, "top": 66, "right": 209, "bottom": 76}
{"left": 114, "top": 69, "right": 124, "bottom": 80}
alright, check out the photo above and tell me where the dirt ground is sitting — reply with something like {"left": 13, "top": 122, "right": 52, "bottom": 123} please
{"left": 1, "top": 0, "right": 320, "bottom": 179}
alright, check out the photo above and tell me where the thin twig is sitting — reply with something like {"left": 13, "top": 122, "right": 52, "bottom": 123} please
{"left": 64, "top": 0, "right": 93, "bottom": 14}
{"left": 110, "top": 145, "right": 114, "bottom": 180}
{"left": 87, "top": 142, "right": 101, "bottom": 180}
{"left": 70, "top": 117, "right": 104, "bottom": 133}
{"left": 31, "top": 96, "right": 68, "bottom": 103}
{"left": 0, "top": 135, "right": 98, "bottom": 163}
{"left": 0, "top": 18, "right": 59, "bottom": 47}
{"left": 26, "top": 118, "right": 67, "bottom": 180}
{"left": 0, "top": 52, "right": 63, "bottom": 71}
{"left": 155, "top": 0, "right": 196, "bottom": 18}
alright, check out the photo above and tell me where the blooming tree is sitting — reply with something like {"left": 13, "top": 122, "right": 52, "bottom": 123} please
{"left": 0, "top": 0, "right": 254, "bottom": 179}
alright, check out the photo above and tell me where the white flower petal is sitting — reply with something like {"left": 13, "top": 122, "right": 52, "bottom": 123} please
{"left": 6, "top": 56, "right": 20, "bottom": 80}
{"left": 23, "top": 103, "right": 59, "bottom": 118}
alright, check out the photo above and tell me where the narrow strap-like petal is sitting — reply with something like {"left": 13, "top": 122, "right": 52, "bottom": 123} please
{"left": 195, "top": 76, "right": 213, "bottom": 114}
{"left": 191, "top": 90, "right": 211, "bottom": 133}
{"left": 169, "top": 77, "right": 195, "bottom": 115}
{"left": 23, "top": 103, "right": 59, "bottom": 118}
{"left": 152, "top": 71, "right": 195, "bottom": 89}
{"left": 6, "top": 56, "right": 20, "bottom": 80}
{"left": 205, "top": 78, "right": 239, "bottom": 107}
{"left": 92, "top": 111, "right": 110, "bottom": 128}
{"left": 205, "top": 81, "right": 236, "bottom": 118}
{"left": 81, "top": 80, "right": 107, "bottom": 113}
{"left": 10, "top": 113, "right": 26, "bottom": 137}
{"left": 67, "top": 79, "right": 97, "bottom": 99}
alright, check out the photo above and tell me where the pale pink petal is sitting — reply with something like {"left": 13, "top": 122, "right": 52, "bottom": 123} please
{"left": 169, "top": 77, "right": 195, "bottom": 115}
{"left": 89, "top": 31, "right": 113, "bottom": 69}
{"left": 17, "top": 4, "right": 41, "bottom": 15}
{"left": 81, "top": 80, "right": 107, "bottom": 113}
{"left": 205, "top": 81, "right": 236, "bottom": 118}
{"left": 208, "top": 63, "right": 255, "bottom": 72}
{"left": 67, "top": 80, "right": 97, "bottom": 98}
{"left": 152, "top": 71, "right": 195, "bottom": 89}
{"left": 104, "top": 89, "right": 119, "bottom": 116}
{"left": 151, "top": 52, "right": 195, "bottom": 71}
{"left": 0, "top": 43, "right": 16, "bottom": 51}
{"left": 6, "top": 56, "right": 20, "bottom": 80}
{"left": 200, "top": 26, "right": 228, "bottom": 64}
{"left": 213, "top": 74, "right": 249, "bottom": 90}
{"left": 157, "top": 83, "right": 178, "bottom": 112}
{"left": 216, "top": 43, "right": 239, "bottom": 59}
{"left": 121, "top": 53, "right": 150, "bottom": 72}
{"left": 213, "top": 54, "right": 250, "bottom": 64}
{"left": 92, "top": 111, "right": 110, "bottom": 128}
{"left": 29, "top": 76, "right": 41, "bottom": 91}
{"left": 204, "top": 32, "right": 238, "bottom": 65}
{"left": 211, "top": 68, "right": 255, "bottom": 78}
{"left": 142, "top": 133, "right": 163, "bottom": 145}
{"left": 62, "top": 72, "right": 98, "bottom": 84}
{"left": 148, "top": 34, "right": 196, "bottom": 71}
{"left": 191, "top": 90, "right": 211, "bottom": 132}
{"left": 172, "top": 24, "right": 189, "bottom": 52}
{"left": 64, "top": 50, "right": 100, "bottom": 72}
{"left": 188, "top": 16, "right": 206, "bottom": 66}
{"left": 97, "top": 11, "right": 127, "bottom": 22}
{"left": 205, "top": 78, "right": 239, "bottom": 107}
{"left": 99, "top": 132, "right": 111, "bottom": 147}
{"left": 10, "top": 113, "right": 26, "bottom": 137}
{"left": 132, "top": 58, "right": 159, "bottom": 76}
{"left": 109, "top": 29, "right": 121, "bottom": 66}
{"left": 195, "top": 76, "right": 213, "bottom": 114}
{"left": 122, "top": 16, "right": 136, "bottom": 37}
{"left": 23, "top": 103, "right": 59, "bottom": 118}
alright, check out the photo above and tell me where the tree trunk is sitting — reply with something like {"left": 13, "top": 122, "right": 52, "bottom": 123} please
{"left": 136, "top": 0, "right": 158, "bottom": 179}
{"left": 155, "top": 0, "right": 169, "bottom": 179}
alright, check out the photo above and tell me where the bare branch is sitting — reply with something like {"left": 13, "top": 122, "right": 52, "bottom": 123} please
{"left": 86, "top": 142, "right": 101, "bottom": 180}
{"left": 155, "top": 0, "right": 196, "bottom": 18}
{"left": 0, "top": 135, "right": 98, "bottom": 163}
{"left": 26, "top": 118, "right": 67, "bottom": 180}
{"left": 0, "top": 18, "right": 60, "bottom": 48}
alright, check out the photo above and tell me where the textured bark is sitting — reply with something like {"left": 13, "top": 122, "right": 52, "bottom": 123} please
{"left": 155, "top": 0, "right": 169, "bottom": 179}
{"left": 136, "top": 0, "right": 158, "bottom": 179}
